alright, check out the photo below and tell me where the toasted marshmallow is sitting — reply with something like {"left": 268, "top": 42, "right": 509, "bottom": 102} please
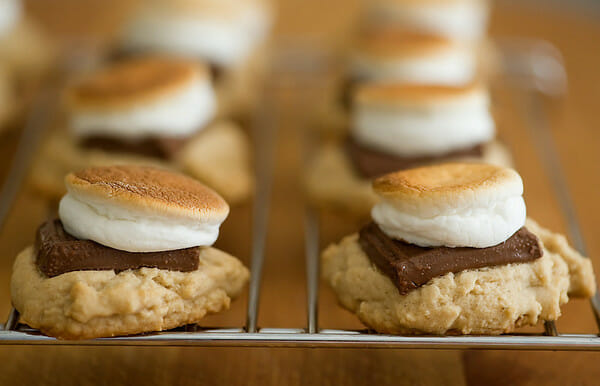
{"left": 120, "top": 0, "right": 272, "bottom": 68}
{"left": 350, "top": 28, "right": 477, "bottom": 85}
{"left": 0, "top": 0, "right": 20, "bottom": 37}
{"left": 371, "top": 163, "right": 526, "bottom": 248}
{"left": 58, "top": 165, "right": 229, "bottom": 252}
{"left": 67, "top": 57, "right": 216, "bottom": 141}
{"left": 351, "top": 82, "right": 495, "bottom": 157}
{"left": 366, "top": 0, "right": 490, "bottom": 42}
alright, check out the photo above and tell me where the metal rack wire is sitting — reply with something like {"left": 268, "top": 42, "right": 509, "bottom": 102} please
{"left": 1, "top": 39, "right": 599, "bottom": 349}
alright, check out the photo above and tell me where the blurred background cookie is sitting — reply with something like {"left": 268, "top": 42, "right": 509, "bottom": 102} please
{"left": 315, "top": 27, "right": 490, "bottom": 138}
{"left": 306, "top": 82, "right": 510, "bottom": 218}
{"left": 12, "top": 165, "right": 249, "bottom": 339}
{"left": 29, "top": 56, "right": 253, "bottom": 204}
{"left": 114, "top": 0, "right": 273, "bottom": 120}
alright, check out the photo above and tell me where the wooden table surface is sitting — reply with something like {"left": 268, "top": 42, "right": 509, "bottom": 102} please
{"left": 0, "top": 1, "right": 600, "bottom": 385}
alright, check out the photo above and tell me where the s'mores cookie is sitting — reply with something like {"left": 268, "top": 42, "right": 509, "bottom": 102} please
{"left": 322, "top": 163, "right": 596, "bottom": 335}
{"left": 30, "top": 57, "right": 253, "bottom": 204}
{"left": 11, "top": 165, "right": 249, "bottom": 340}
{"left": 306, "top": 82, "right": 511, "bottom": 217}
{"left": 116, "top": 0, "right": 273, "bottom": 117}
{"left": 317, "top": 27, "right": 484, "bottom": 136}
{"left": 364, "top": 0, "right": 490, "bottom": 43}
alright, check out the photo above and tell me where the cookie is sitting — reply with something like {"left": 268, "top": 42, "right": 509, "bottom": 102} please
{"left": 12, "top": 165, "right": 249, "bottom": 339}
{"left": 315, "top": 25, "right": 495, "bottom": 138}
{"left": 321, "top": 219, "right": 594, "bottom": 335}
{"left": 30, "top": 57, "right": 253, "bottom": 204}
{"left": 117, "top": 0, "right": 273, "bottom": 118}
{"left": 11, "top": 244, "right": 248, "bottom": 340}
{"left": 321, "top": 163, "right": 596, "bottom": 334}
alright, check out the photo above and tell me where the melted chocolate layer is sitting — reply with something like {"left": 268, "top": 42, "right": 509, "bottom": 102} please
{"left": 347, "top": 137, "right": 484, "bottom": 178}
{"left": 358, "top": 222, "right": 542, "bottom": 295}
{"left": 80, "top": 135, "right": 188, "bottom": 160}
{"left": 35, "top": 219, "right": 199, "bottom": 277}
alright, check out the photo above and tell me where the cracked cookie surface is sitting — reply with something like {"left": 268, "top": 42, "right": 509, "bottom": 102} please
{"left": 321, "top": 219, "right": 595, "bottom": 335}
{"left": 11, "top": 246, "right": 249, "bottom": 339}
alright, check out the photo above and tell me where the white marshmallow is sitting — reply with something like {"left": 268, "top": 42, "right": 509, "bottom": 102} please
{"left": 351, "top": 45, "right": 476, "bottom": 86}
{"left": 59, "top": 192, "right": 223, "bottom": 252}
{"left": 0, "top": 0, "right": 21, "bottom": 37}
{"left": 121, "top": 5, "right": 270, "bottom": 68}
{"left": 371, "top": 172, "right": 527, "bottom": 248}
{"left": 369, "top": 1, "right": 489, "bottom": 42}
{"left": 351, "top": 88, "right": 495, "bottom": 157}
{"left": 71, "top": 76, "right": 216, "bottom": 140}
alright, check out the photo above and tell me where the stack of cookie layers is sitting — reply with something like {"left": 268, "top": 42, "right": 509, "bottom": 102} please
{"left": 315, "top": 0, "right": 597, "bottom": 335}
{"left": 306, "top": 0, "right": 508, "bottom": 217}
{"left": 29, "top": 0, "right": 275, "bottom": 206}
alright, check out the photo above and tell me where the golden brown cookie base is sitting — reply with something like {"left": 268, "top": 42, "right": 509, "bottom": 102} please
{"left": 321, "top": 219, "right": 595, "bottom": 335}
{"left": 11, "top": 246, "right": 249, "bottom": 340}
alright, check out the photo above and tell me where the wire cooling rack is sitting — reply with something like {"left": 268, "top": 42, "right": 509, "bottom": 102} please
{"left": 0, "top": 39, "right": 599, "bottom": 350}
